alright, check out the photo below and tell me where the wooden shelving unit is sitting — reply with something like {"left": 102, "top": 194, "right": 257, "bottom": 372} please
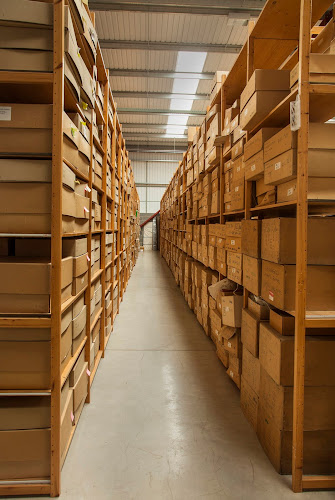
{"left": 0, "top": 0, "right": 140, "bottom": 496}
{"left": 161, "top": 0, "right": 335, "bottom": 493}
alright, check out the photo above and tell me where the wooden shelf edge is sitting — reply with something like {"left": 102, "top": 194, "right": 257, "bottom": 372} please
{"left": 61, "top": 338, "right": 87, "bottom": 388}
{"left": 90, "top": 350, "right": 103, "bottom": 387}
{"left": 61, "top": 287, "right": 87, "bottom": 314}
{"left": 90, "top": 307, "right": 103, "bottom": 333}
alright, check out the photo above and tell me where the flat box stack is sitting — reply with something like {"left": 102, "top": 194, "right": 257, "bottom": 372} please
{"left": 0, "top": 0, "right": 140, "bottom": 492}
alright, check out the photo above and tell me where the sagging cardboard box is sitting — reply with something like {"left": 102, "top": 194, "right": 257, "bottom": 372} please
{"left": 240, "top": 70, "right": 290, "bottom": 111}
{"left": 227, "top": 265, "right": 242, "bottom": 285}
{"left": 264, "top": 149, "right": 297, "bottom": 186}
{"left": 244, "top": 150, "right": 264, "bottom": 181}
{"left": 241, "top": 308, "right": 263, "bottom": 357}
{"left": 217, "top": 342, "right": 229, "bottom": 368}
{"left": 231, "top": 137, "right": 245, "bottom": 160}
{"left": 257, "top": 367, "right": 335, "bottom": 474}
{"left": 240, "top": 90, "right": 290, "bottom": 132}
{"left": 244, "top": 128, "right": 280, "bottom": 161}
{"left": 243, "top": 255, "right": 261, "bottom": 296}
{"left": 0, "top": 47, "right": 53, "bottom": 72}
{"left": 0, "top": 258, "right": 51, "bottom": 313}
{"left": 221, "top": 295, "right": 243, "bottom": 327}
{"left": 241, "top": 376, "right": 258, "bottom": 431}
{"left": 0, "top": 103, "right": 52, "bottom": 155}
{"left": 63, "top": 237, "right": 88, "bottom": 258}
{"left": 259, "top": 322, "right": 335, "bottom": 386}
{"left": 261, "top": 218, "right": 335, "bottom": 265}
{"left": 290, "top": 54, "right": 335, "bottom": 88}
{"left": 0, "top": 327, "right": 50, "bottom": 390}
{"left": 73, "top": 361, "right": 88, "bottom": 420}
{"left": 60, "top": 389, "right": 74, "bottom": 465}
{"left": 269, "top": 308, "right": 295, "bottom": 336}
{"left": 261, "top": 260, "right": 335, "bottom": 312}
{"left": 72, "top": 305, "right": 87, "bottom": 354}
{"left": 278, "top": 177, "right": 335, "bottom": 202}
{"left": 227, "top": 354, "right": 242, "bottom": 389}
{"left": 0, "top": 428, "right": 50, "bottom": 480}
{"left": 248, "top": 296, "right": 269, "bottom": 320}
{"left": 241, "top": 219, "right": 261, "bottom": 258}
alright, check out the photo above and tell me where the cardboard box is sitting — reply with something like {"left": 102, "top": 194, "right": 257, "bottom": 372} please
{"left": 261, "top": 260, "right": 335, "bottom": 312}
{"left": 0, "top": 329, "right": 50, "bottom": 390}
{"left": 217, "top": 342, "right": 229, "bottom": 368}
{"left": 240, "top": 70, "right": 290, "bottom": 111}
{"left": 269, "top": 308, "right": 295, "bottom": 336}
{"left": 259, "top": 322, "right": 335, "bottom": 386}
{"left": 227, "top": 355, "right": 241, "bottom": 388}
{"left": 60, "top": 389, "right": 74, "bottom": 463}
{"left": 245, "top": 150, "right": 264, "bottom": 181}
{"left": 227, "top": 266, "right": 242, "bottom": 285}
{"left": 69, "top": 348, "right": 86, "bottom": 387}
{"left": 241, "top": 376, "right": 258, "bottom": 431}
{"left": 241, "top": 308, "right": 262, "bottom": 357}
{"left": 72, "top": 271, "right": 88, "bottom": 296}
{"left": 248, "top": 296, "right": 269, "bottom": 320}
{"left": 0, "top": 258, "right": 50, "bottom": 313}
{"left": 0, "top": 0, "right": 53, "bottom": 26}
{"left": 242, "top": 346, "right": 260, "bottom": 394}
{"left": 244, "top": 128, "right": 280, "bottom": 161}
{"left": 0, "top": 429, "right": 50, "bottom": 480}
{"left": 0, "top": 396, "right": 50, "bottom": 431}
{"left": 220, "top": 326, "right": 241, "bottom": 357}
{"left": 73, "top": 362, "right": 88, "bottom": 416}
{"left": 240, "top": 91, "right": 290, "bottom": 132}
{"left": 227, "top": 251, "right": 242, "bottom": 269}
{"left": 0, "top": 47, "right": 52, "bottom": 72}
{"left": 264, "top": 148, "right": 297, "bottom": 186}
{"left": 243, "top": 255, "right": 261, "bottom": 296}
{"left": 226, "top": 236, "right": 242, "bottom": 253}
{"left": 63, "top": 237, "right": 88, "bottom": 258}
{"left": 221, "top": 295, "right": 243, "bottom": 327}
{"left": 261, "top": 218, "right": 335, "bottom": 265}
{"left": 241, "top": 219, "right": 261, "bottom": 258}
{"left": 0, "top": 103, "right": 52, "bottom": 155}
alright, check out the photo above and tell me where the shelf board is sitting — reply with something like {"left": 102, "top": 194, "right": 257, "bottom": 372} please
{"left": 61, "top": 337, "right": 87, "bottom": 388}
{"left": 305, "top": 312, "right": 335, "bottom": 328}
{"left": 0, "top": 233, "right": 51, "bottom": 238}
{"left": 62, "top": 231, "right": 89, "bottom": 238}
{"left": 90, "top": 307, "right": 103, "bottom": 333}
{"left": 250, "top": 89, "right": 298, "bottom": 134}
{"left": 93, "top": 135, "right": 105, "bottom": 155}
{"left": 113, "top": 280, "right": 118, "bottom": 290}
{"left": 90, "top": 350, "right": 103, "bottom": 387}
{"left": 0, "top": 390, "right": 51, "bottom": 396}
{"left": 223, "top": 210, "right": 245, "bottom": 216}
{"left": 61, "top": 287, "right": 87, "bottom": 315}
{"left": 92, "top": 229, "right": 104, "bottom": 234}
{"left": 106, "top": 282, "right": 112, "bottom": 295}
{"left": 250, "top": 201, "right": 297, "bottom": 213}
{"left": 91, "top": 268, "right": 103, "bottom": 283}
{"left": 0, "top": 71, "right": 53, "bottom": 84}
{"left": 0, "top": 482, "right": 51, "bottom": 497}
{"left": 113, "top": 310, "right": 118, "bottom": 322}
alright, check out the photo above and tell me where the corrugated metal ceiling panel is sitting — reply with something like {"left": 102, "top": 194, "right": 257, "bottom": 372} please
{"left": 115, "top": 97, "right": 172, "bottom": 109}
{"left": 110, "top": 76, "right": 174, "bottom": 93}
{"left": 130, "top": 152, "right": 182, "bottom": 161}
{"left": 103, "top": 49, "right": 177, "bottom": 70}
{"left": 119, "top": 115, "right": 169, "bottom": 124}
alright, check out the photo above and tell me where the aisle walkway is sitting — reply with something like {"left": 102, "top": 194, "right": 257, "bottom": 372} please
{"left": 61, "top": 252, "right": 332, "bottom": 499}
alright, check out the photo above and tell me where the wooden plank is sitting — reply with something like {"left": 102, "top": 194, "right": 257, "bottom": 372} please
{"left": 0, "top": 317, "right": 51, "bottom": 328}
{"left": 292, "top": 0, "right": 311, "bottom": 493}
{"left": 0, "top": 483, "right": 50, "bottom": 497}
{"left": 50, "top": 0, "right": 64, "bottom": 496}
{"left": 302, "top": 476, "right": 335, "bottom": 490}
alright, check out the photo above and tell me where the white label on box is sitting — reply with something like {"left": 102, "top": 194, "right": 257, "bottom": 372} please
{"left": 237, "top": 166, "right": 240, "bottom": 172}
{"left": 244, "top": 109, "right": 248, "bottom": 116}
{"left": 287, "top": 188, "right": 294, "bottom": 196}
{"left": 229, "top": 370, "right": 234, "bottom": 377}
{"left": 0, "top": 106, "right": 11, "bottom": 121}
{"left": 231, "top": 240, "right": 235, "bottom": 245}
{"left": 251, "top": 164, "right": 256, "bottom": 171}
{"left": 235, "top": 186, "right": 239, "bottom": 192}
{"left": 275, "top": 161, "right": 281, "bottom": 171}
{"left": 228, "top": 342, "right": 232, "bottom": 348}
{"left": 232, "top": 267, "right": 236, "bottom": 273}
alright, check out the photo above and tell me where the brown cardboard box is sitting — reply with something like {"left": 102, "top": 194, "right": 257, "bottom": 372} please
{"left": 257, "top": 367, "right": 335, "bottom": 474}
{"left": 72, "top": 305, "right": 87, "bottom": 354}
{"left": 264, "top": 125, "right": 297, "bottom": 163}
{"left": 0, "top": 258, "right": 50, "bottom": 313}
{"left": 73, "top": 362, "right": 88, "bottom": 417}
{"left": 217, "top": 342, "right": 229, "bottom": 368}
{"left": 0, "top": 182, "right": 51, "bottom": 234}
{"left": 227, "top": 266, "right": 242, "bottom": 285}
{"left": 0, "top": 429, "right": 50, "bottom": 480}
{"left": 227, "top": 251, "right": 242, "bottom": 269}
{"left": 264, "top": 147, "right": 297, "bottom": 186}
{"left": 221, "top": 295, "right": 243, "bottom": 327}
{"left": 259, "top": 322, "right": 335, "bottom": 386}
{"left": 241, "top": 219, "right": 261, "bottom": 258}
{"left": 244, "top": 128, "right": 280, "bottom": 161}
{"left": 245, "top": 150, "right": 264, "bottom": 181}
{"left": 240, "top": 70, "right": 290, "bottom": 111}
{"left": 69, "top": 348, "right": 86, "bottom": 387}
{"left": 226, "top": 221, "right": 242, "bottom": 237}
{"left": 231, "top": 138, "right": 245, "bottom": 160}
{"left": 241, "top": 376, "right": 258, "bottom": 430}
{"left": 243, "top": 255, "right": 261, "bottom": 296}
{"left": 73, "top": 271, "right": 88, "bottom": 296}
{"left": 269, "top": 308, "right": 295, "bottom": 336}
{"left": 60, "top": 390, "right": 74, "bottom": 464}
{"left": 240, "top": 91, "right": 289, "bottom": 132}
{"left": 61, "top": 323, "right": 72, "bottom": 369}
{"left": 227, "top": 355, "right": 242, "bottom": 388}
{"left": 248, "top": 296, "right": 270, "bottom": 320}
{"left": 0, "top": 47, "right": 52, "bottom": 72}
{"left": 63, "top": 237, "right": 88, "bottom": 258}
{"left": 73, "top": 253, "right": 89, "bottom": 277}
{"left": 0, "top": 0, "right": 53, "bottom": 26}
{"left": 0, "top": 103, "right": 52, "bottom": 155}
{"left": 242, "top": 346, "right": 260, "bottom": 394}
{"left": 0, "top": 396, "right": 50, "bottom": 431}
{"left": 220, "top": 326, "right": 241, "bottom": 357}
{"left": 0, "top": 328, "right": 50, "bottom": 390}
{"left": 261, "top": 218, "right": 335, "bottom": 265}
{"left": 241, "top": 308, "right": 262, "bottom": 357}
{"left": 261, "top": 260, "right": 335, "bottom": 312}
{"left": 226, "top": 236, "right": 242, "bottom": 253}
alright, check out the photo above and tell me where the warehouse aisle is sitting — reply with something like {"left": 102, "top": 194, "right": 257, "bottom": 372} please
{"left": 60, "top": 252, "right": 332, "bottom": 500}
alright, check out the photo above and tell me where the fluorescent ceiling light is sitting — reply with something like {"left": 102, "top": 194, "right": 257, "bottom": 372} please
{"left": 167, "top": 114, "right": 189, "bottom": 126}
{"left": 164, "top": 126, "right": 187, "bottom": 135}
{"left": 170, "top": 98, "right": 193, "bottom": 111}
{"left": 175, "top": 51, "right": 207, "bottom": 73}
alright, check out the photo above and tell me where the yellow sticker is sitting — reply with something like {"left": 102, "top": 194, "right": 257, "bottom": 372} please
{"left": 71, "top": 127, "right": 77, "bottom": 137}
{"left": 82, "top": 102, "right": 88, "bottom": 110}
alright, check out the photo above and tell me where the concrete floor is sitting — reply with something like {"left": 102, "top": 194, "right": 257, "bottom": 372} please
{"left": 58, "top": 251, "right": 333, "bottom": 499}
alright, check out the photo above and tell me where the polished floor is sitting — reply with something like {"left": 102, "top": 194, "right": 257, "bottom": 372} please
{"left": 58, "top": 251, "right": 333, "bottom": 499}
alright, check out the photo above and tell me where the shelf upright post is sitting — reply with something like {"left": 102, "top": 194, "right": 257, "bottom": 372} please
{"left": 50, "top": 0, "right": 64, "bottom": 496}
{"left": 101, "top": 73, "right": 109, "bottom": 356}
{"left": 292, "top": 0, "right": 311, "bottom": 492}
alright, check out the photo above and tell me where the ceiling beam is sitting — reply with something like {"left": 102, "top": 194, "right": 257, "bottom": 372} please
{"left": 109, "top": 69, "right": 215, "bottom": 79}
{"left": 124, "top": 132, "right": 187, "bottom": 138}
{"left": 101, "top": 39, "right": 242, "bottom": 53}
{"left": 127, "top": 144, "right": 186, "bottom": 153}
{"left": 118, "top": 108, "right": 205, "bottom": 116}
{"left": 131, "top": 158, "right": 180, "bottom": 162}
{"left": 122, "top": 123, "right": 188, "bottom": 130}
{"left": 113, "top": 91, "right": 208, "bottom": 100}
{"left": 90, "top": 0, "right": 264, "bottom": 16}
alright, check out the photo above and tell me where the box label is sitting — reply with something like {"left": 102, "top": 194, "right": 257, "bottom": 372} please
{"left": 0, "top": 106, "right": 11, "bottom": 121}
{"left": 275, "top": 161, "right": 281, "bottom": 170}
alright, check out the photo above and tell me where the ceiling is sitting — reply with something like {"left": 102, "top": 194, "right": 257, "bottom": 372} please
{"left": 89, "top": 0, "right": 266, "bottom": 154}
